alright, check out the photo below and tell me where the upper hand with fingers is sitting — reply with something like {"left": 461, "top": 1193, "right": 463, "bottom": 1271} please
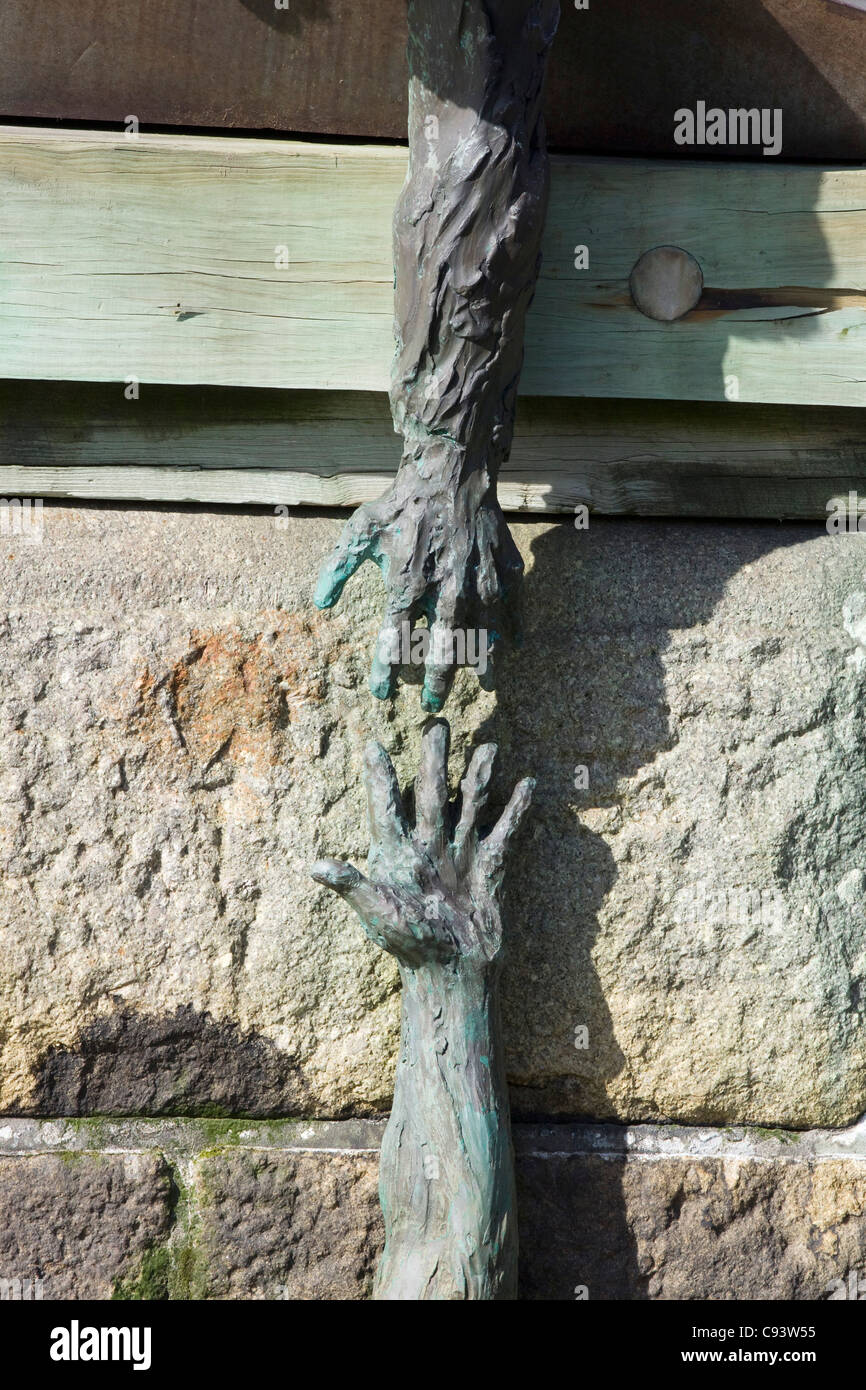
{"left": 310, "top": 720, "right": 534, "bottom": 968}
{"left": 313, "top": 467, "right": 523, "bottom": 713}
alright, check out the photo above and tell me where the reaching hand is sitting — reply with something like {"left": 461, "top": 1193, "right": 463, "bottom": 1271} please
{"left": 314, "top": 465, "right": 523, "bottom": 712}
{"left": 310, "top": 720, "right": 533, "bottom": 968}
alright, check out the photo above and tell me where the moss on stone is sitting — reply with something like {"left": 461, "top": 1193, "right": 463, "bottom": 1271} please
{"left": 750, "top": 1126, "right": 801, "bottom": 1144}
{"left": 169, "top": 1238, "right": 210, "bottom": 1301}
{"left": 112, "top": 1245, "right": 172, "bottom": 1301}
{"left": 112, "top": 1152, "right": 210, "bottom": 1300}
{"left": 57, "top": 1117, "right": 113, "bottom": 1148}
{"left": 193, "top": 1118, "right": 250, "bottom": 1151}
{"left": 190, "top": 1102, "right": 233, "bottom": 1119}
{"left": 111, "top": 1232, "right": 210, "bottom": 1301}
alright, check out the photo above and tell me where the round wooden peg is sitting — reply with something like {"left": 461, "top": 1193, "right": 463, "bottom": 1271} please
{"left": 629, "top": 245, "right": 703, "bottom": 322}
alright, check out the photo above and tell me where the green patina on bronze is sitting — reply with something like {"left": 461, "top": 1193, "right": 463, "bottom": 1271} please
{"left": 311, "top": 720, "right": 533, "bottom": 1299}
{"left": 315, "top": 0, "right": 560, "bottom": 710}
{"left": 311, "top": 0, "right": 555, "bottom": 1300}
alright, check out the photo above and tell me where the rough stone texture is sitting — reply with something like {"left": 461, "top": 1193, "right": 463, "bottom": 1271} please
{"left": 1, "top": 505, "right": 865, "bottom": 1126}
{"left": 2, "top": 1131, "right": 866, "bottom": 1301}
{"left": 517, "top": 1155, "right": 866, "bottom": 1302}
{"left": 0, "top": 1152, "right": 172, "bottom": 1300}
{"left": 194, "top": 1150, "right": 383, "bottom": 1301}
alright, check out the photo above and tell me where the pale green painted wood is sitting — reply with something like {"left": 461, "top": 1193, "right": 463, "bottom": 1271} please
{"left": 1, "top": 129, "right": 866, "bottom": 406}
{"left": 0, "top": 128, "right": 398, "bottom": 392}
{"left": 1, "top": 384, "right": 864, "bottom": 517}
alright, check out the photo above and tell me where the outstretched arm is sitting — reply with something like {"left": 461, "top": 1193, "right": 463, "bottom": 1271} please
{"left": 315, "top": 0, "right": 560, "bottom": 711}
{"left": 311, "top": 720, "right": 534, "bottom": 1300}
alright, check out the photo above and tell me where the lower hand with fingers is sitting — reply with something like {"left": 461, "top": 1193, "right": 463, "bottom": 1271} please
{"left": 310, "top": 718, "right": 534, "bottom": 1300}
{"left": 310, "top": 719, "right": 534, "bottom": 970}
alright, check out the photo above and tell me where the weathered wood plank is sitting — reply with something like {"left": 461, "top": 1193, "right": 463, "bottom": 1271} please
{"left": 0, "top": 129, "right": 397, "bottom": 392}
{"left": 1, "top": 0, "right": 864, "bottom": 161}
{"left": 3, "top": 128, "right": 866, "bottom": 407}
{"left": 2, "top": 384, "right": 864, "bottom": 518}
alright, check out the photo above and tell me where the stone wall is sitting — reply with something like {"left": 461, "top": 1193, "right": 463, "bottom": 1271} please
{"left": 1, "top": 504, "right": 865, "bottom": 1299}
{"left": 4, "top": 1118, "right": 866, "bottom": 1301}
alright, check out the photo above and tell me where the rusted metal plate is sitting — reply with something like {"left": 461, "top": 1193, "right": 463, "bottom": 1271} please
{"left": 1, "top": 0, "right": 864, "bottom": 159}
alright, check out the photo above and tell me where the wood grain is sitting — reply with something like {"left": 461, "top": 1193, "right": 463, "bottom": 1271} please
{"left": 2, "top": 384, "right": 863, "bottom": 518}
{"left": 1, "top": 0, "right": 864, "bottom": 160}
{"left": 2, "top": 128, "right": 866, "bottom": 407}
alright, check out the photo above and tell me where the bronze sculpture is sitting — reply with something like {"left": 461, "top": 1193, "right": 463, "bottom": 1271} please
{"left": 316, "top": 0, "right": 560, "bottom": 709}
{"left": 312, "top": 0, "right": 558, "bottom": 1299}
{"left": 312, "top": 721, "right": 533, "bottom": 1299}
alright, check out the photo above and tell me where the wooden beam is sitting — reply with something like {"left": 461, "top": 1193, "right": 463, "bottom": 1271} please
{"left": 1, "top": 0, "right": 864, "bottom": 161}
{"left": 2, "top": 383, "right": 864, "bottom": 518}
{"left": 3, "top": 128, "right": 866, "bottom": 407}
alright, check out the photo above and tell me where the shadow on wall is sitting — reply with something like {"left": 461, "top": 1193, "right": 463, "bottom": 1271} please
{"left": 566, "top": 6, "right": 850, "bottom": 409}
{"left": 546, "top": 0, "right": 866, "bottom": 159}
{"left": 27, "top": 1004, "right": 321, "bottom": 1118}
{"left": 516, "top": 1146, "right": 649, "bottom": 1301}
{"left": 493, "top": 5, "right": 866, "bottom": 1296}
{"left": 481, "top": 517, "right": 818, "bottom": 1299}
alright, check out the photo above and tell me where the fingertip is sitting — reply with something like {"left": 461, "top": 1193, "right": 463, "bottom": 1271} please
{"left": 313, "top": 572, "right": 342, "bottom": 609}
{"left": 421, "top": 683, "right": 445, "bottom": 713}
{"left": 464, "top": 742, "right": 497, "bottom": 788}
{"left": 310, "top": 858, "right": 359, "bottom": 891}
{"left": 363, "top": 740, "right": 393, "bottom": 777}
{"left": 369, "top": 674, "right": 392, "bottom": 701}
{"left": 368, "top": 654, "right": 396, "bottom": 702}
{"left": 422, "top": 713, "right": 449, "bottom": 736}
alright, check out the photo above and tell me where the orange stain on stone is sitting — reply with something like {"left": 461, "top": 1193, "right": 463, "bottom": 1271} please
{"left": 131, "top": 610, "right": 343, "bottom": 772}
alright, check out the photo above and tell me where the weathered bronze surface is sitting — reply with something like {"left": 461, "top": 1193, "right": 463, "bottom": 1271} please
{"left": 312, "top": 721, "right": 533, "bottom": 1299}
{"left": 316, "top": 0, "right": 559, "bottom": 708}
